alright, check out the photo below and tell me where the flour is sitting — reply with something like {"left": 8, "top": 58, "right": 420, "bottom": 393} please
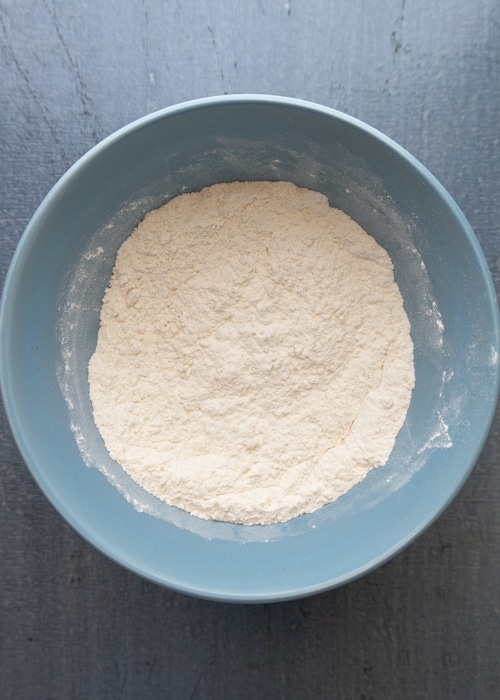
{"left": 88, "top": 181, "right": 415, "bottom": 525}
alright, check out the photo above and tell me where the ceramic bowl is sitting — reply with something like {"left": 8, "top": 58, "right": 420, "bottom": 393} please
{"left": 1, "top": 96, "right": 498, "bottom": 602}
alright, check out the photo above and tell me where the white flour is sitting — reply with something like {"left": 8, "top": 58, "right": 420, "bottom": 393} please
{"left": 88, "top": 181, "right": 415, "bottom": 525}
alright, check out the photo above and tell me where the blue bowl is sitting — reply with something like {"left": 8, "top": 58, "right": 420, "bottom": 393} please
{"left": 1, "top": 96, "right": 499, "bottom": 602}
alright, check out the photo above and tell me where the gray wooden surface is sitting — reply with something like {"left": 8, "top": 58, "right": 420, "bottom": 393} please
{"left": 1, "top": 1, "right": 499, "bottom": 698}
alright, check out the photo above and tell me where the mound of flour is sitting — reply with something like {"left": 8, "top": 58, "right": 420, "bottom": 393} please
{"left": 88, "top": 181, "right": 414, "bottom": 525}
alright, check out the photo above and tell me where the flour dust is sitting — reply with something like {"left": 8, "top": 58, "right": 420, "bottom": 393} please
{"left": 87, "top": 181, "right": 415, "bottom": 525}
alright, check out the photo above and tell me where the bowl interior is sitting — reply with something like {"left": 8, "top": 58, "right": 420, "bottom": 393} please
{"left": 1, "top": 97, "right": 499, "bottom": 602}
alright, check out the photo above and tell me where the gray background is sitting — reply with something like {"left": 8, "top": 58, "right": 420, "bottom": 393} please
{"left": 1, "top": 1, "right": 499, "bottom": 698}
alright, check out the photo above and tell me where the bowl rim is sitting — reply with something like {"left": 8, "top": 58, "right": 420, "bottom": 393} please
{"left": 1, "top": 94, "right": 499, "bottom": 602}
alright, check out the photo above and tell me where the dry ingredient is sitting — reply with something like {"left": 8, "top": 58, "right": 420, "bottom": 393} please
{"left": 88, "top": 181, "right": 415, "bottom": 525}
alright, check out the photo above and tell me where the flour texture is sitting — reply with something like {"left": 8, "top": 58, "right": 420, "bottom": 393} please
{"left": 88, "top": 181, "right": 415, "bottom": 525}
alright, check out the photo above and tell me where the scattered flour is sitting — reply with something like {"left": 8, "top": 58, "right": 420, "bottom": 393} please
{"left": 88, "top": 181, "right": 415, "bottom": 525}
